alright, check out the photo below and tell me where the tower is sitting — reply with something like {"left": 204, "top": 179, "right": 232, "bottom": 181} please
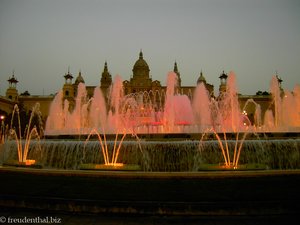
{"left": 197, "top": 70, "right": 206, "bottom": 85}
{"left": 74, "top": 70, "right": 85, "bottom": 85}
{"left": 219, "top": 70, "right": 228, "bottom": 93}
{"left": 173, "top": 61, "right": 181, "bottom": 87}
{"left": 62, "top": 68, "right": 75, "bottom": 109}
{"left": 6, "top": 71, "right": 19, "bottom": 101}
{"left": 100, "top": 61, "right": 112, "bottom": 94}
{"left": 123, "top": 50, "right": 162, "bottom": 95}
{"left": 126, "top": 50, "right": 153, "bottom": 93}
{"left": 132, "top": 50, "right": 150, "bottom": 79}
{"left": 73, "top": 70, "right": 85, "bottom": 97}
{"left": 197, "top": 70, "right": 214, "bottom": 96}
{"left": 275, "top": 71, "right": 284, "bottom": 96}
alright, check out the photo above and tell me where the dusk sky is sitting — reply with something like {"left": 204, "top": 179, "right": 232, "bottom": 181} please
{"left": 0, "top": 0, "right": 299, "bottom": 96}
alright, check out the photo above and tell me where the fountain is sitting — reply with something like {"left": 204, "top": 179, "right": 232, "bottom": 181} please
{"left": 79, "top": 128, "right": 141, "bottom": 171}
{"left": 1, "top": 71, "right": 299, "bottom": 171}
{"left": 197, "top": 130, "right": 267, "bottom": 170}
{"left": 3, "top": 103, "right": 43, "bottom": 168}
{"left": 1, "top": 72, "right": 299, "bottom": 220}
{"left": 269, "top": 75, "right": 300, "bottom": 130}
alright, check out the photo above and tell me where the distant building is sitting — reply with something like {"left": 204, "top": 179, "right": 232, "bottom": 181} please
{"left": 1, "top": 71, "right": 54, "bottom": 121}
{"left": 0, "top": 51, "right": 274, "bottom": 126}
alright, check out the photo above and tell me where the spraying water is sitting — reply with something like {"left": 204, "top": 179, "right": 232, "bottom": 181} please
{"left": 9, "top": 103, "right": 43, "bottom": 165}
{"left": 45, "top": 72, "right": 300, "bottom": 135}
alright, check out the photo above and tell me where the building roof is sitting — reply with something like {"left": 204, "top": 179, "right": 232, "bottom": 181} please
{"left": 197, "top": 71, "right": 206, "bottom": 84}
{"left": 7, "top": 74, "right": 18, "bottom": 83}
{"left": 132, "top": 50, "right": 150, "bottom": 75}
{"left": 219, "top": 70, "right": 228, "bottom": 79}
{"left": 74, "top": 70, "right": 85, "bottom": 85}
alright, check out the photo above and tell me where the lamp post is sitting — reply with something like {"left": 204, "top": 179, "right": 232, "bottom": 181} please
{"left": 0, "top": 115, "right": 5, "bottom": 144}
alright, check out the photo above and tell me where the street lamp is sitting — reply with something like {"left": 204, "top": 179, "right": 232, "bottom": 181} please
{"left": 0, "top": 115, "right": 5, "bottom": 144}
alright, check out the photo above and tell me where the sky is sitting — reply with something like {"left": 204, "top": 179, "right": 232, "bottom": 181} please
{"left": 0, "top": 0, "right": 299, "bottom": 96}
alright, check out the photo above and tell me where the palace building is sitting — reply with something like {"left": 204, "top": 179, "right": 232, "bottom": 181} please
{"left": 0, "top": 51, "right": 272, "bottom": 124}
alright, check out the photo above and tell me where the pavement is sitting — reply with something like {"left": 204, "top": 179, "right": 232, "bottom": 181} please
{"left": 0, "top": 167, "right": 300, "bottom": 225}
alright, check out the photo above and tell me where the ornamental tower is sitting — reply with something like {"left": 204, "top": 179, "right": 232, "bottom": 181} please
{"left": 62, "top": 67, "right": 75, "bottom": 109}
{"left": 6, "top": 71, "right": 19, "bottom": 101}
{"left": 173, "top": 61, "right": 181, "bottom": 87}
{"left": 219, "top": 70, "right": 228, "bottom": 93}
{"left": 100, "top": 61, "right": 112, "bottom": 92}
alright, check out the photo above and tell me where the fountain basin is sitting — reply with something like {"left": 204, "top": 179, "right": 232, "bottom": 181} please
{"left": 44, "top": 131, "right": 300, "bottom": 141}
{"left": 3, "top": 159, "right": 42, "bottom": 169}
{"left": 198, "top": 163, "right": 267, "bottom": 171}
{"left": 80, "top": 163, "right": 141, "bottom": 171}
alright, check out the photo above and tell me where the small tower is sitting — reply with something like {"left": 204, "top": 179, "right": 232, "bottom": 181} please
{"left": 197, "top": 70, "right": 214, "bottom": 97}
{"left": 73, "top": 70, "right": 85, "bottom": 97}
{"left": 197, "top": 70, "right": 206, "bottom": 85}
{"left": 6, "top": 71, "right": 19, "bottom": 101}
{"left": 275, "top": 71, "right": 284, "bottom": 97}
{"left": 100, "top": 61, "right": 112, "bottom": 94}
{"left": 74, "top": 70, "right": 85, "bottom": 85}
{"left": 62, "top": 68, "right": 75, "bottom": 108}
{"left": 173, "top": 61, "right": 181, "bottom": 87}
{"left": 219, "top": 70, "right": 228, "bottom": 93}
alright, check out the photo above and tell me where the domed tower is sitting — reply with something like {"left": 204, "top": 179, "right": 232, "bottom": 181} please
{"left": 100, "top": 61, "right": 112, "bottom": 93}
{"left": 197, "top": 70, "right": 206, "bottom": 85}
{"left": 74, "top": 70, "right": 85, "bottom": 85}
{"left": 197, "top": 70, "right": 214, "bottom": 96}
{"left": 132, "top": 50, "right": 150, "bottom": 79}
{"left": 6, "top": 71, "right": 19, "bottom": 101}
{"left": 125, "top": 50, "right": 153, "bottom": 93}
{"left": 73, "top": 70, "right": 85, "bottom": 97}
{"left": 219, "top": 70, "right": 228, "bottom": 93}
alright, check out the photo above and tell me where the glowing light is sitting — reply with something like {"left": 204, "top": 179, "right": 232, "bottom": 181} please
{"left": 9, "top": 104, "right": 41, "bottom": 164}
{"left": 24, "top": 159, "right": 36, "bottom": 166}
{"left": 84, "top": 128, "right": 127, "bottom": 166}
{"left": 213, "top": 130, "right": 248, "bottom": 168}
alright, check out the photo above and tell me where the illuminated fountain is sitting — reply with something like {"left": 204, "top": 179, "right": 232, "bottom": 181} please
{"left": 3, "top": 104, "right": 43, "bottom": 167}
{"left": 80, "top": 128, "right": 141, "bottom": 171}
{"left": 199, "top": 131, "right": 250, "bottom": 170}
{"left": 1, "top": 71, "right": 299, "bottom": 171}
{"left": 40, "top": 71, "right": 300, "bottom": 170}
{"left": 45, "top": 71, "right": 300, "bottom": 135}
{"left": 263, "top": 76, "right": 300, "bottom": 131}
{"left": 45, "top": 72, "right": 197, "bottom": 135}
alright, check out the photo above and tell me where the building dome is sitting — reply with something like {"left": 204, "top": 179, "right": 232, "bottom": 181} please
{"left": 132, "top": 50, "right": 150, "bottom": 78}
{"left": 197, "top": 71, "right": 206, "bottom": 84}
{"left": 74, "top": 70, "right": 85, "bottom": 85}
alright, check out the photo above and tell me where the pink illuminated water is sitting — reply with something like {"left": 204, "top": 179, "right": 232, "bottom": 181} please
{"left": 45, "top": 72, "right": 300, "bottom": 135}
{"left": 192, "top": 82, "right": 212, "bottom": 130}
{"left": 263, "top": 76, "right": 300, "bottom": 131}
{"left": 163, "top": 72, "right": 194, "bottom": 132}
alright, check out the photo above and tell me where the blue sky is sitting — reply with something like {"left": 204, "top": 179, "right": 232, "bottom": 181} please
{"left": 0, "top": 0, "right": 299, "bottom": 95}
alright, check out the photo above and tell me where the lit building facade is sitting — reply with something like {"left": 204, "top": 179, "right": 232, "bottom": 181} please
{"left": 0, "top": 51, "right": 273, "bottom": 126}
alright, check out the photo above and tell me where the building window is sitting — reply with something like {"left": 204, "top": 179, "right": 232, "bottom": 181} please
{"left": 65, "top": 90, "right": 69, "bottom": 96}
